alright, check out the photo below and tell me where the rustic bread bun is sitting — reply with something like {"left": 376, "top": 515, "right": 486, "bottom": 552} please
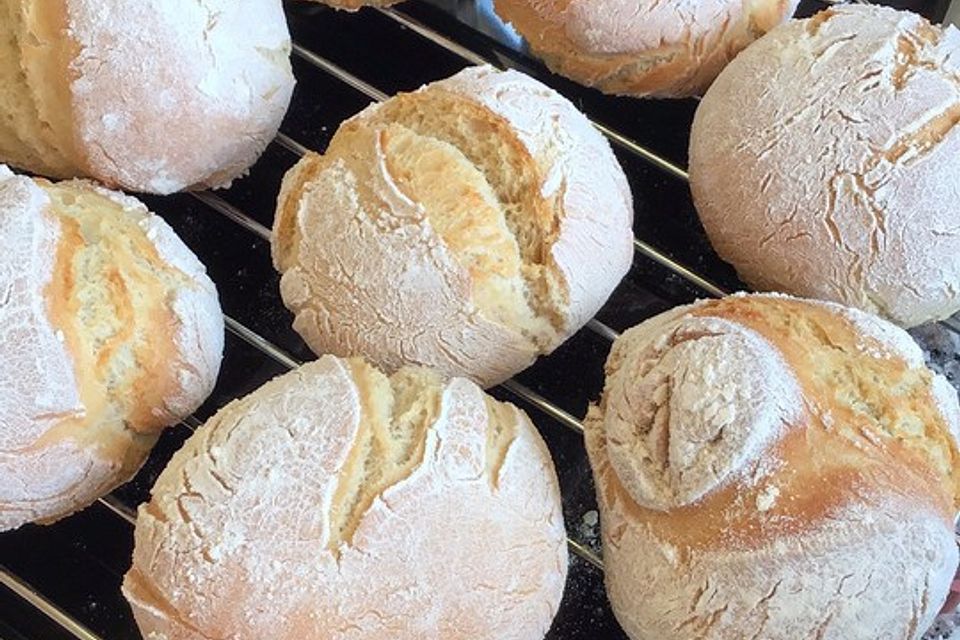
{"left": 689, "top": 5, "right": 960, "bottom": 328}
{"left": 0, "top": 166, "right": 223, "bottom": 531}
{"left": 0, "top": 0, "right": 294, "bottom": 194}
{"left": 309, "top": 0, "right": 402, "bottom": 11}
{"left": 585, "top": 293, "right": 960, "bottom": 640}
{"left": 273, "top": 65, "right": 634, "bottom": 388}
{"left": 492, "top": 0, "right": 799, "bottom": 98}
{"left": 123, "top": 356, "right": 568, "bottom": 640}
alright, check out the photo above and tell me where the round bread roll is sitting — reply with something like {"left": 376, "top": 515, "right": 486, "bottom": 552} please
{"left": 689, "top": 5, "right": 960, "bottom": 328}
{"left": 585, "top": 293, "right": 960, "bottom": 640}
{"left": 123, "top": 356, "right": 568, "bottom": 640}
{"left": 273, "top": 65, "right": 634, "bottom": 388}
{"left": 0, "top": 165, "right": 224, "bottom": 531}
{"left": 309, "top": 0, "right": 401, "bottom": 11}
{"left": 0, "top": 0, "right": 294, "bottom": 194}
{"left": 492, "top": 0, "right": 799, "bottom": 98}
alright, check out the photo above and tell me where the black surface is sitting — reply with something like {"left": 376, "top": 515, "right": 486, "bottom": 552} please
{"left": 1, "top": 1, "right": 955, "bottom": 639}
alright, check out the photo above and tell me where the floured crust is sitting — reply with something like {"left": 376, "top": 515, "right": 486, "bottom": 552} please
{"left": 123, "top": 357, "right": 567, "bottom": 640}
{"left": 493, "top": 0, "right": 799, "bottom": 98}
{"left": 1, "top": 0, "right": 295, "bottom": 194}
{"left": 586, "top": 293, "right": 960, "bottom": 639}
{"left": 690, "top": 5, "right": 960, "bottom": 328}
{"left": 273, "top": 66, "right": 633, "bottom": 388}
{"left": 0, "top": 166, "right": 224, "bottom": 530}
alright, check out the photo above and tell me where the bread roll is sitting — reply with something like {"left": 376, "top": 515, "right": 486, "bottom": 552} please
{"left": 0, "top": 166, "right": 223, "bottom": 531}
{"left": 689, "top": 5, "right": 960, "bottom": 328}
{"left": 309, "top": 0, "right": 402, "bottom": 11}
{"left": 0, "top": 0, "right": 294, "bottom": 194}
{"left": 123, "top": 356, "right": 567, "bottom": 640}
{"left": 273, "top": 65, "right": 634, "bottom": 388}
{"left": 585, "top": 293, "right": 960, "bottom": 639}
{"left": 492, "top": 0, "right": 799, "bottom": 98}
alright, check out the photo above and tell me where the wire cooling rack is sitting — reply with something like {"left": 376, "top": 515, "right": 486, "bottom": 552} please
{"left": 2, "top": 1, "right": 959, "bottom": 639}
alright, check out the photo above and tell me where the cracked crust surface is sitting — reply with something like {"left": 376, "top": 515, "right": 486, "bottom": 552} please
{"left": 690, "top": 5, "right": 960, "bottom": 328}
{"left": 122, "top": 356, "right": 567, "bottom": 640}
{"left": 493, "top": 0, "right": 799, "bottom": 98}
{"left": 586, "top": 293, "right": 960, "bottom": 640}
{"left": 0, "top": 166, "right": 223, "bottom": 531}
{"left": 272, "top": 66, "right": 633, "bottom": 388}
{"left": 0, "top": 0, "right": 294, "bottom": 194}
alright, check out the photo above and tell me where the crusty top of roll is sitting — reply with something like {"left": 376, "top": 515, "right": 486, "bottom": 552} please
{"left": 123, "top": 356, "right": 567, "bottom": 640}
{"left": 0, "top": 166, "right": 223, "bottom": 530}
{"left": 585, "top": 293, "right": 960, "bottom": 639}
{"left": 689, "top": 5, "right": 960, "bottom": 328}
{"left": 0, "top": 0, "right": 294, "bottom": 194}
{"left": 273, "top": 66, "right": 633, "bottom": 387}
{"left": 493, "top": 0, "right": 799, "bottom": 97}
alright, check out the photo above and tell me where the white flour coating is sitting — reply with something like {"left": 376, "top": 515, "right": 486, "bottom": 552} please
{"left": 690, "top": 5, "right": 960, "bottom": 328}
{"left": 494, "top": 0, "right": 799, "bottom": 97}
{"left": 123, "top": 357, "right": 568, "bottom": 640}
{"left": 66, "top": 0, "right": 294, "bottom": 192}
{"left": 601, "top": 308, "right": 802, "bottom": 510}
{"left": 0, "top": 166, "right": 223, "bottom": 530}
{"left": 585, "top": 293, "right": 960, "bottom": 640}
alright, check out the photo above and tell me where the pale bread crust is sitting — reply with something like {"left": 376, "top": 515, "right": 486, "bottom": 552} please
{"left": 0, "top": 166, "right": 224, "bottom": 530}
{"left": 1, "top": 0, "right": 294, "bottom": 194}
{"left": 689, "top": 5, "right": 960, "bottom": 328}
{"left": 493, "top": 0, "right": 799, "bottom": 98}
{"left": 586, "top": 293, "right": 960, "bottom": 639}
{"left": 273, "top": 66, "right": 633, "bottom": 388}
{"left": 122, "top": 357, "right": 568, "bottom": 640}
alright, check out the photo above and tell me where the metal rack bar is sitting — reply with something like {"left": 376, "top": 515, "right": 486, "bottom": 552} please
{"left": 500, "top": 380, "right": 585, "bottom": 434}
{"left": 275, "top": 132, "right": 312, "bottom": 158}
{"left": 292, "top": 43, "right": 389, "bottom": 102}
{"left": 0, "top": 569, "right": 103, "bottom": 640}
{"left": 189, "top": 192, "right": 272, "bottom": 241}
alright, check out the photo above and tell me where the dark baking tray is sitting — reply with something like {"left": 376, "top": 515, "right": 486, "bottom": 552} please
{"left": 1, "top": 2, "right": 957, "bottom": 638}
